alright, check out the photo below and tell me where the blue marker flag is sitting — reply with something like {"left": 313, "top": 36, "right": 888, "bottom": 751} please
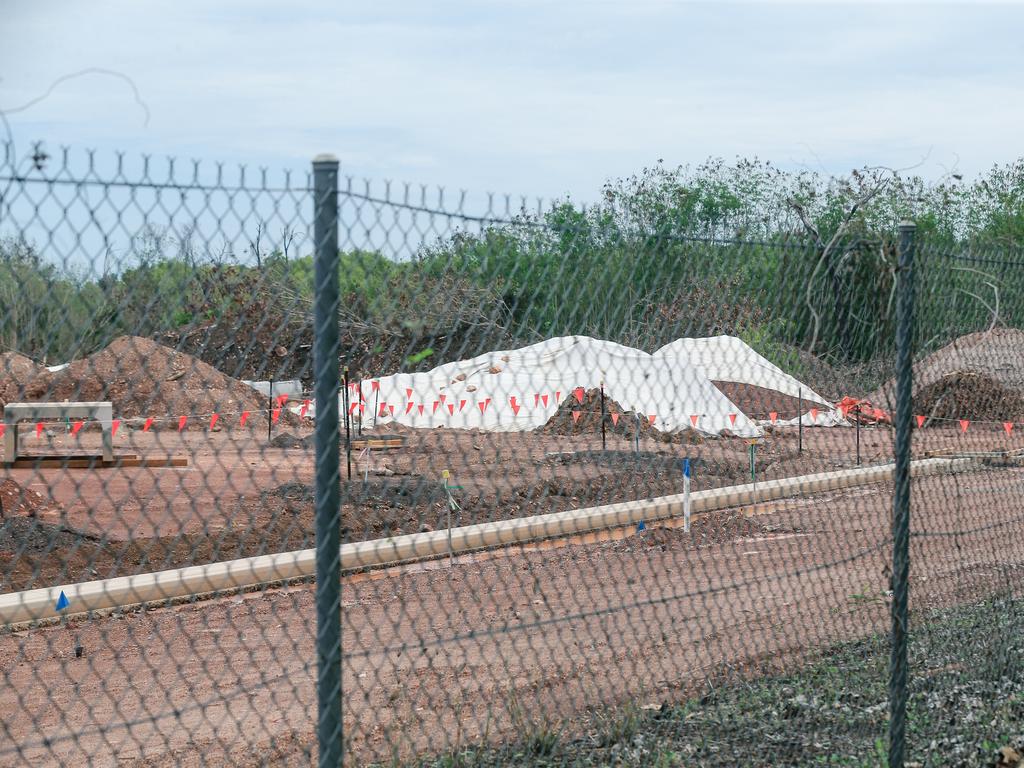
{"left": 55, "top": 590, "right": 69, "bottom": 612}
{"left": 682, "top": 458, "right": 691, "bottom": 478}
{"left": 637, "top": 520, "right": 646, "bottom": 532}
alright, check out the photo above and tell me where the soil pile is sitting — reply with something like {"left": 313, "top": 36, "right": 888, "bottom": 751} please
{"left": 913, "top": 371, "right": 1024, "bottom": 423}
{"left": 269, "top": 432, "right": 313, "bottom": 449}
{"left": 540, "top": 388, "right": 702, "bottom": 444}
{"left": 873, "top": 328, "right": 1024, "bottom": 410}
{"left": 0, "top": 478, "right": 57, "bottom": 518}
{"left": 602, "top": 512, "right": 766, "bottom": 553}
{"left": 0, "top": 352, "right": 52, "bottom": 407}
{"left": 711, "top": 381, "right": 805, "bottom": 420}
{"left": 44, "top": 336, "right": 296, "bottom": 429}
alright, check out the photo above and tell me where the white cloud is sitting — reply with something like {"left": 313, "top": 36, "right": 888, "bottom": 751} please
{"left": 1, "top": 0, "right": 1022, "bottom": 204}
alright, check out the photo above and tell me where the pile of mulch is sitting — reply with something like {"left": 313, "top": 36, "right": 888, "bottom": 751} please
{"left": 540, "top": 388, "right": 702, "bottom": 444}
{"left": 912, "top": 371, "right": 1024, "bottom": 424}
{"left": 0, "top": 478, "right": 58, "bottom": 519}
{"left": 0, "top": 351, "right": 52, "bottom": 407}
{"left": 43, "top": 336, "right": 297, "bottom": 430}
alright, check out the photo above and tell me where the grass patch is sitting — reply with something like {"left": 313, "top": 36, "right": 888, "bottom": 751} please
{"left": 397, "top": 597, "right": 1024, "bottom": 767}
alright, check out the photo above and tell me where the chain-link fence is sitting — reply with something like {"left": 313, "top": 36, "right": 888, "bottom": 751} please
{"left": 1, "top": 142, "right": 1023, "bottom": 766}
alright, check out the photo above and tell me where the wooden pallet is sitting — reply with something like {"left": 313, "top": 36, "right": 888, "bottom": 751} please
{"left": 2, "top": 454, "right": 188, "bottom": 469}
{"left": 348, "top": 436, "right": 406, "bottom": 451}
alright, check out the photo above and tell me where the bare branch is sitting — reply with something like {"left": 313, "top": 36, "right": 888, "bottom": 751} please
{"left": 790, "top": 177, "right": 889, "bottom": 353}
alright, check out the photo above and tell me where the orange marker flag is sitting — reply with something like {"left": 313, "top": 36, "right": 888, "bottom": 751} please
{"left": 176, "top": 416, "right": 187, "bottom": 431}
{"left": 0, "top": 424, "right": 5, "bottom": 438}
{"left": 769, "top": 412, "right": 778, "bottom": 425}
{"left": 555, "top": 390, "right": 561, "bottom": 403}
{"left": 511, "top": 402, "right": 521, "bottom": 416}
{"left": 1005, "top": 421, "right": 1015, "bottom": 435}
{"left": 209, "top": 413, "right": 219, "bottom": 430}
{"left": 405, "top": 402, "right": 415, "bottom": 414}
{"left": 417, "top": 405, "right": 425, "bottom": 416}
{"left": 649, "top": 415, "right": 657, "bottom": 426}
{"left": 459, "top": 400, "right": 467, "bottom": 411}
{"left": 143, "top": 417, "right": 154, "bottom": 432}
{"left": 439, "top": 393, "right": 446, "bottom": 404}
{"left": 573, "top": 387, "right": 585, "bottom": 404}
{"left": 479, "top": 401, "right": 488, "bottom": 414}
{"left": 447, "top": 404, "right": 455, "bottom": 415}
{"left": 728, "top": 413, "right": 737, "bottom": 426}
{"left": 432, "top": 401, "right": 440, "bottom": 414}
{"left": 959, "top": 419, "right": 969, "bottom": 434}
{"left": 371, "top": 380, "right": 380, "bottom": 392}
{"left": 509, "top": 395, "right": 517, "bottom": 407}
{"left": 379, "top": 403, "right": 388, "bottom": 417}
{"left": 111, "top": 419, "right": 120, "bottom": 437}
{"left": 240, "top": 411, "right": 250, "bottom": 427}
{"left": 300, "top": 399, "right": 310, "bottom": 417}
{"left": 272, "top": 408, "right": 281, "bottom": 424}
{"left": 35, "top": 422, "right": 43, "bottom": 438}
{"left": 277, "top": 394, "right": 289, "bottom": 406}
{"left": 388, "top": 405, "right": 395, "bottom": 416}
{"left": 688, "top": 414, "right": 697, "bottom": 428}
{"left": 72, "top": 420, "right": 85, "bottom": 436}
{"left": 572, "top": 411, "right": 582, "bottom": 423}
{"left": 915, "top": 415, "right": 925, "bottom": 428}
{"left": 611, "top": 413, "right": 620, "bottom": 426}
{"left": 405, "top": 387, "right": 413, "bottom": 399}
{"left": 534, "top": 394, "right": 540, "bottom": 407}
{"left": 541, "top": 395, "right": 549, "bottom": 407}
{"left": 810, "top": 408, "right": 819, "bottom": 422}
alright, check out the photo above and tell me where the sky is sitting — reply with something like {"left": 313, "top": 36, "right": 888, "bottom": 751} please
{"left": 2, "top": 0, "right": 1023, "bottom": 209}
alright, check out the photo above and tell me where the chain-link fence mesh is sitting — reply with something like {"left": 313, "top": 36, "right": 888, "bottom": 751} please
{"left": 1, "top": 143, "right": 1023, "bottom": 766}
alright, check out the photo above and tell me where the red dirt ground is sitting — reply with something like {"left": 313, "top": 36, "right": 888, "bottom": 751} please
{"left": 1, "top": 464, "right": 1022, "bottom": 766}
{"left": 0, "top": 420, "right": 1019, "bottom": 592}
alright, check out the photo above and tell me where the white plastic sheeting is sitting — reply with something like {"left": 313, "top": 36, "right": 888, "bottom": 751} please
{"left": 656, "top": 336, "right": 832, "bottom": 409}
{"left": 243, "top": 379, "right": 304, "bottom": 399}
{"left": 341, "top": 335, "right": 838, "bottom": 437}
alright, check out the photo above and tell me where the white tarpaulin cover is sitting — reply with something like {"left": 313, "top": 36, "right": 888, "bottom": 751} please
{"left": 656, "top": 336, "right": 832, "bottom": 409}
{"left": 327, "top": 335, "right": 838, "bottom": 438}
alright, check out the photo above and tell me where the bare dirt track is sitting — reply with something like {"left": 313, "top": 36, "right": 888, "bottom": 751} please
{"left": 2, "top": 462, "right": 1023, "bottom": 766}
{"left": 1, "top": 417, "right": 1020, "bottom": 592}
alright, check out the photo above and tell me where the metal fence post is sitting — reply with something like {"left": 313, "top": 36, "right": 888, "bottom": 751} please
{"left": 313, "top": 153, "right": 342, "bottom": 767}
{"left": 889, "top": 220, "right": 916, "bottom": 768}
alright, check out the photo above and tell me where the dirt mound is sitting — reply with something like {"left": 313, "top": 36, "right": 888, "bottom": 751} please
{"left": 44, "top": 336, "right": 295, "bottom": 429}
{"left": 0, "top": 351, "right": 52, "bottom": 407}
{"left": 913, "top": 371, "right": 1024, "bottom": 423}
{"left": 711, "top": 381, "right": 805, "bottom": 420}
{"left": 873, "top": 328, "right": 1024, "bottom": 409}
{"left": 0, "top": 479, "right": 57, "bottom": 518}
{"left": 602, "top": 512, "right": 766, "bottom": 553}
{"left": 540, "top": 388, "right": 702, "bottom": 444}
{"left": 269, "top": 432, "right": 312, "bottom": 449}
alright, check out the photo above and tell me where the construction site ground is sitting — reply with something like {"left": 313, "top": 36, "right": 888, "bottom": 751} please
{"left": 1, "top": 424, "right": 1023, "bottom": 765}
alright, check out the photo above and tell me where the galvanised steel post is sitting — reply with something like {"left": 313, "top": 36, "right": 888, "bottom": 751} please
{"left": 312, "top": 154, "right": 342, "bottom": 767}
{"left": 889, "top": 220, "right": 916, "bottom": 768}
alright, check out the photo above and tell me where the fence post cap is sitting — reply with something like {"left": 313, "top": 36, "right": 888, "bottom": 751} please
{"left": 312, "top": 153, "right": 339, "bottom": 166}
{"left": 897, "top": 220, "right": 916, "bottom": 231}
